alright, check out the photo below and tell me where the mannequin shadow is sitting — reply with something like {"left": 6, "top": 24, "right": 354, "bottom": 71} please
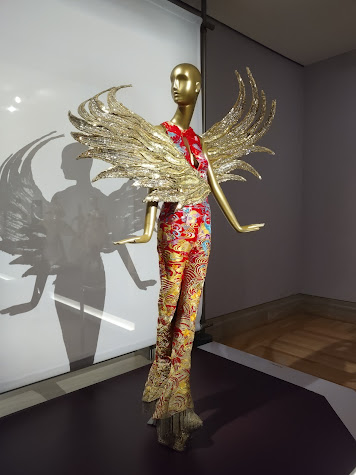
{"left": 0, "top": 132, "right": 156, "bottom": 373}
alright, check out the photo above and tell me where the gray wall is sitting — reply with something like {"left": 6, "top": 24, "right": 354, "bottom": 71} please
{"left": 302, "top": 50, "right": 356, "bottom": 301}
{"left": 205, "top": 22, "right": 305, "bottom": 319}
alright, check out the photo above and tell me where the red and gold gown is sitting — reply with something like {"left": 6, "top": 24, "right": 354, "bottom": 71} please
{"left": 142, "top": 121, "right": 211, "bottom": 451}
{"left": 69, "top": 73, "right": 276, "bottom": 451}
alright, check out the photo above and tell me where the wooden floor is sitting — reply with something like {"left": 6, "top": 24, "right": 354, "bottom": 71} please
{"left": 217, "top": 313, "right": 356, "bottom": 391}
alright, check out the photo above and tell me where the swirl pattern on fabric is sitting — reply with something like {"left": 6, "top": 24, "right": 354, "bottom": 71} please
{"left": 142, "top": 123, "right": 211, "bottom": 448}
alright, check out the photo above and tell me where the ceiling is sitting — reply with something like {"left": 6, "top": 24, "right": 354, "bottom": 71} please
{"left": 180, "top": 0, "right": 356, "bottom": 65}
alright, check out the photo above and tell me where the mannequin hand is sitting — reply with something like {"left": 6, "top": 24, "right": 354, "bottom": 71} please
{"left": 136, "top": 279, "right": 157, "bottom": 290}
{"left": 114, "top": 234, "right": 151, "bottom": 245}
{"left": 237, "top": 223, "right": 265, "bottom": 233}
{"left": 1, "top": 302, "right": 36, "bottom": 315}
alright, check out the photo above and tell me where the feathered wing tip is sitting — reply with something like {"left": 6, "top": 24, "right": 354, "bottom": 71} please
{"left": 203, "top": 67, "right": 276, "bottom": 183}
{"left": 204, "top": 70, "right": 246, "bottom": 141}
{"left": 68, "top": 84, "right": 133, "bottom": 154}
{"left": 69, "top": 86, "right": 211, "bottom": 207}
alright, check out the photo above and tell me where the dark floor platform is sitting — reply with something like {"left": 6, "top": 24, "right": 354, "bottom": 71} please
{"left": 1, "top": 349, "right": 355, "bottom": 475}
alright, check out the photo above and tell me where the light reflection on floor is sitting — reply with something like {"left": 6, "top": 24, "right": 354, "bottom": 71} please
{"left": 201, "top": 341, "right": 356, "bottom": 443}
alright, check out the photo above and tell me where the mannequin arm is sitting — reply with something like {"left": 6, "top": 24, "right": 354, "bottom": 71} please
{"left": 202, "top": 140, "right": 264, "bottom": 233}
{"left": 114, "top": 200, "right": 158, "bottom": 245}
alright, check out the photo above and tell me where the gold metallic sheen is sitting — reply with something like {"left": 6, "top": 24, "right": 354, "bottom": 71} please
{"left": 69, "top": 64, "right": 276, "bottom": 242}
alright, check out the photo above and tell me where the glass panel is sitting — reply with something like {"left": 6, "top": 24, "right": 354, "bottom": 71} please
{"left": 0, "top": 0, "right": 201, "bottom": 391}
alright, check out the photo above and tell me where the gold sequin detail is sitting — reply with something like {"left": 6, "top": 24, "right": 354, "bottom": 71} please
{"left": 68, "top": 69, "right": 276, "bottom": 208}
{"left": 69, "top": 86, "right": 210, "bottom": 208}
{"left": 203, "top": 68, "right": 276, "bottom": 183}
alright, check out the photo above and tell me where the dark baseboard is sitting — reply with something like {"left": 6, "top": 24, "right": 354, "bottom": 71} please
{"left": 208, "top": 294, "right": 302, "bottom": 341}
{"left": 301, "top": 294, "right": 356, "bottom": 324}
{"left": 208, "top": 293, "right": 356, "bottom": 340}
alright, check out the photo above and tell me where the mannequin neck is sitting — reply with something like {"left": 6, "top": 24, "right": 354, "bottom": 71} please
{"left": 170, "top": 103, "right": 196, "bottom": 131}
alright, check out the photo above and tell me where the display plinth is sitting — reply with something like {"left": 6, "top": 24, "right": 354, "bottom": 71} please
{"left": 0, "top": 348, "right": 355, "bottom": 474}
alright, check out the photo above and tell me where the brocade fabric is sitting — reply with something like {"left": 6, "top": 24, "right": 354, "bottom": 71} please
{"left": 142, "top": 122, "right": 211, "bottom": 450}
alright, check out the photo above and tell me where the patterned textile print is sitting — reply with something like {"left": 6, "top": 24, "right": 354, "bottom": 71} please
{"left": 142, "top": 123, "right": 211, "bottom": 447}
{"left": 160, "top": 121, "right": 209, "bottom": 181}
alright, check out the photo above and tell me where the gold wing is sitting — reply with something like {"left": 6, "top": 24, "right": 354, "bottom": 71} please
{"left": 68, "top": 86, "right": 210, "bottom": 209}
{"left": 203, "top": 68, "right": 276, "bottom": 183}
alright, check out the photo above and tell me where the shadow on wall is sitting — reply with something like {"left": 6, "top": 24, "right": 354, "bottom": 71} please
{"left": 0, "top": 132, "right": 156, "bottom": 371}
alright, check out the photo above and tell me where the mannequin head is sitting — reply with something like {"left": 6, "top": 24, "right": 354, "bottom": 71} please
{"left": 170, "top": 63, "right": 201, "bottom": 106}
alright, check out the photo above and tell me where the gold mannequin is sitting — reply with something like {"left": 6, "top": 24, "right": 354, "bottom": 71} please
{"left": 69, "top": 62, "right": 275, "bottom": 452}
{"left": 115, "top": 63, "right": 264, "bottom": 245}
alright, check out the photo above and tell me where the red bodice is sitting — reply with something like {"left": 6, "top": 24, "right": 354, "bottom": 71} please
{"left": 158, "top": 122, "right": 211, "bottom": 239}
{"left": 161, "top": 121, "right": 208, "bottom": 181}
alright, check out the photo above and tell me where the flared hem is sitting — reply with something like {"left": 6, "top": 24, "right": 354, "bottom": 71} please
{"left": 143, "top": 397, "right": 203, "bottom": 451}
{"left": 156, "top": 408, "right": 203, "bottom": 451}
